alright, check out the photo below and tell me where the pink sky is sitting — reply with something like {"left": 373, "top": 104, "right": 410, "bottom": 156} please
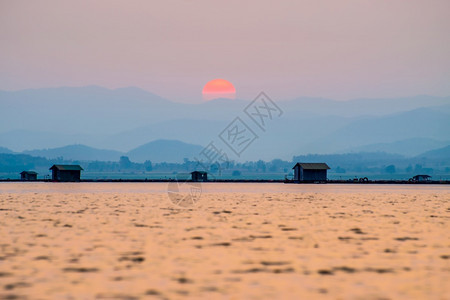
{"left": 1, "top": 0, "right": 449, "bottom": 103}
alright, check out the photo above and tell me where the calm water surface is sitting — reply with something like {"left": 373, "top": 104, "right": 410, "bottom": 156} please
{"left": 1, "top": 182, "right": 448, "bottom": 194}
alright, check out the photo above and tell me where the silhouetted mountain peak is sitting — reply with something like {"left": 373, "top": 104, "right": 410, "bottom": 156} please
{"left": 127, "top": 139, "right": 203, "bottom": 163}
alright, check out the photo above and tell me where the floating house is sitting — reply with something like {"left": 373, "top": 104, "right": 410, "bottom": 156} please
{"left": 49, "top": 165, "right": 83, "bottom": 182}
{"left": 20, "top": 171, "right": 38, "bottom": 181}
{"left": 412, "top": 174, "right": 431, "bottom": 182}
{"left": 191, "top": 171, "right": 207, "bottom": 182}
{"left": 293, "top": 163, "right": 330, "bottom": 182}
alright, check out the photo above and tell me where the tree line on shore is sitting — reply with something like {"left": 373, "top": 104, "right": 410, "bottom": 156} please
{"left": 1, "top": 150, "right": 449, "bottom": 177}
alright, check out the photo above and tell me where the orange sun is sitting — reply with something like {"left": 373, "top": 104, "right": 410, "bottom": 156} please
{"left": 202, "top": 79, "right": 236, "bottom": 101}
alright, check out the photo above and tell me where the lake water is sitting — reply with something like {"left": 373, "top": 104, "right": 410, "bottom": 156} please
{"left": 1, "top": 183, "right": 449, "bottom": 299}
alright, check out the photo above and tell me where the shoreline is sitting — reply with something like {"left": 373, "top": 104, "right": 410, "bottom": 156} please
{"left": 1, "top": 179, "right": 449, "bottom": 184}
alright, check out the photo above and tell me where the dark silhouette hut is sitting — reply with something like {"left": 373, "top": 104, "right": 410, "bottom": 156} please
{"left": 191, "top": 171, "right": 207, "bottom": 182}
{"left": 412, "top": 174, "right": 431, "bottom": 182}
{"left": 293, "top": 163, "right": 330, "bottom": 182}
{"left": 49, "top": 165, "right": 83, "bottom": 182}
{"left": 20, "top": 171, "right": 37, "bottom": 181}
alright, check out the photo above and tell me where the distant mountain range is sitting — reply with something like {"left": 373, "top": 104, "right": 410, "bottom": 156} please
{"left": 1, "top": 86, "right": 449, "bottom": 160}
{"left": 23, "top": 144, "right": 123, "bottom": 162}
{"left": 302, "top": 107, "right": 450, "bottom": 154}
{"left": 340, "top": 138, "right": 450, "bottom": 157}
{"left": 0, "top": 147, "right": 13, "bottom": 154}
{"left": 415, "top": 145, "right": 450, "bottom": 162}
{"left": 126, "top": 139, "right": 203, "bottom": 163}
{"left": 13, "top": 139, "right": 204, "bottom": 163}
{"left": 1, "top": 140, "right": 449, "bottom": 165}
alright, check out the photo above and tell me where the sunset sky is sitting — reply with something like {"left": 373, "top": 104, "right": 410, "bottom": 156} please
{"left": 1, "top": 0, "right": 449, "bottom": 103}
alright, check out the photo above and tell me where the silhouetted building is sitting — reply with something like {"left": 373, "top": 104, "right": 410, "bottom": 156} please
{"left": 191, "top": 171, "right": 207, "bottom": 182}
{"left": 412, "top": 174, "right": 431, "bottom": 182}
{"left": 293, "top": 163, "right": 330, "bottom": 182}
{"left": 20, "top": 171, "right": 37, "bottom": 181}
{"left": 49, "top": 165, "right": 83, "bottom": 182}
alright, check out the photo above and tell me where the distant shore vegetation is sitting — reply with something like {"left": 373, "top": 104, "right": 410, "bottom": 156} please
{"left": 1, "top": 150, "right": 449, "bottom": 180}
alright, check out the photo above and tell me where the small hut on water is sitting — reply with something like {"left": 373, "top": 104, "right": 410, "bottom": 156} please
{"left": 292, "top": 163, "right": 330, "bottom": 182}
{"left": 20, "top": 171, "right": 38, "bottom": 181}
{"left": 191, "top": 171, "right": 207, "bottom": 182}
{"left": 411, "top": 175, "right": 431, "bottom": 182}
{"left": 49, "top": 165, "right": 83, "bottom": 182}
